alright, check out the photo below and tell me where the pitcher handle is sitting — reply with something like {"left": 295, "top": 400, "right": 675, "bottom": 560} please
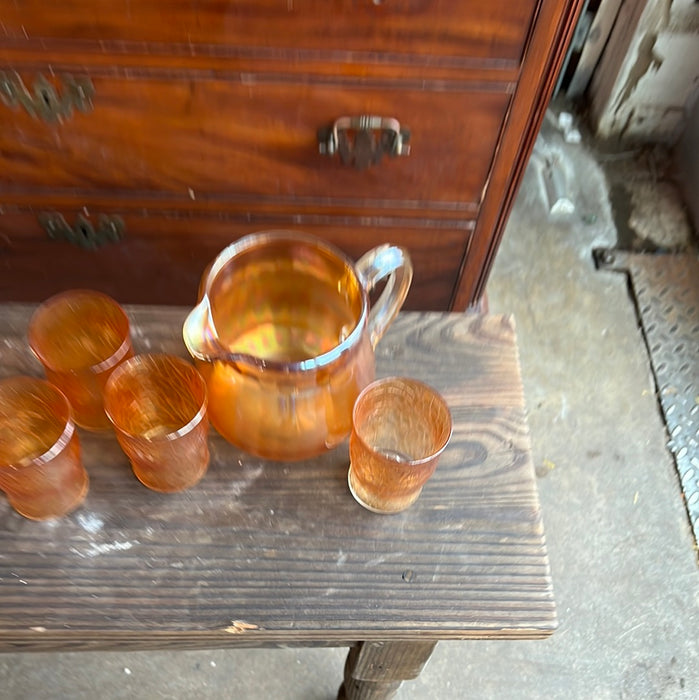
{"left": 355, "top": 244, "right": 413, "bottom": 348}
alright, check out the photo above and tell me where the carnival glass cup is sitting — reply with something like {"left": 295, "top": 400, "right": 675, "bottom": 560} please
{"left": 28, "top": 289, "right": 133, "bottom": 430}
{"left": 348, "top": 377, "right": 452, "bottom": 514}
{"left": 0, "top": 376, "right": 88, "bottom": 520}
{"left": 104, "top": 354, "right": 209, "bottom": 493}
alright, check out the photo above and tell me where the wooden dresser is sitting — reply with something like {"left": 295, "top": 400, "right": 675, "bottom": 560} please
{"left": 0, "top": 1, "right": 583, "bottom": 310}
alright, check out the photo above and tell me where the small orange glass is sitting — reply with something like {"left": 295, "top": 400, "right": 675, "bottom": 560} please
{"left": 104, "top": 354, "right": 210, "bottom": 493}
{"left": 27, "top": 289, "right": 134, "bottom": 431}
{"left": 348, "top": 377, "right": 452, "bottom": 514}
{"left": 0, "top": 376, "right": 88, "bottom": 520}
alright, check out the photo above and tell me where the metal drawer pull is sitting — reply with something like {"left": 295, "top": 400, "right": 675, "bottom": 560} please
{"left": 39, "top": 212, "right": 125, "bottom": 250}
{"left": 0, "top": 71, "right": 94, "bottom": 123}
{"left": 318, "top": 115, "right": 411, "bottom": 170}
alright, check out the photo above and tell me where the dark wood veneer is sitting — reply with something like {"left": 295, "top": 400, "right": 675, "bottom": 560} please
{"left": 1, "top": 1, "right": 537, "bottom": 63}
{"left": 0, "top": 1, "right": 585, "bottom": 309}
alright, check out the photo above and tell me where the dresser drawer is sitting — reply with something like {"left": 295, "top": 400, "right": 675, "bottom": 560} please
{"left": 0, "top": 72, "right": 510, "bottom": 214}
{"left": 0, "top": 209, "right": 470, "bottom": 309}
{"left": 1, "top": 1, "right": 537, "bottom": 65}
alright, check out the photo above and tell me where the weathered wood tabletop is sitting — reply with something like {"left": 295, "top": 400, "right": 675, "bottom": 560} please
{"left": 0, "top": 307, "right": 555, "bottom": 696}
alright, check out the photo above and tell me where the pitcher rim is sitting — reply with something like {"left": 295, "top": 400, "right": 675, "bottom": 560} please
{"left": 198, "top": 230, "right": 370, "bottom": 372}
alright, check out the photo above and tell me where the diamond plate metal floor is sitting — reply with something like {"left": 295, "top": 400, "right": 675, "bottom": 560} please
{"left": 600, "top": 250, "right": 699, "bottom": 548}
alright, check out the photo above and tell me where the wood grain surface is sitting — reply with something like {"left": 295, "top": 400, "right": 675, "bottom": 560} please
{"left": 0, "top": 308, "right": 555, "bottom": 652}
{"left": 0, "top": 74, "right": 508, "bottom": 209}
{"left": 0, "top": 214, "right": 469, "bottom": 309}
{"left": 0, "top": 0, "right": 536, "bottom": 65}
{"left": 0, "top": 1, "right": 582, "bottom": 311}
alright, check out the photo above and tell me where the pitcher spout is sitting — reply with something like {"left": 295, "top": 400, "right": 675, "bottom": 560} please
{"left": 183, "top": 295, "right": 222, "bottom": 362}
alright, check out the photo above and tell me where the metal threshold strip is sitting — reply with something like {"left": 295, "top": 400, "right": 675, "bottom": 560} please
{"left": 596, "top": 249, "right": 699, "bottom": 553}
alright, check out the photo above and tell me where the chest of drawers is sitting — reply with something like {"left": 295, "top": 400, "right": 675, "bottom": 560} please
{"left": 0, "top": 1, "right": 583, "bottom": 310}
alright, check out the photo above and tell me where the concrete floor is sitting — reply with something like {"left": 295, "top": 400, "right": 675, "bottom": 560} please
{"left": 2, "top": 111, "right": 698, "bottom": 698}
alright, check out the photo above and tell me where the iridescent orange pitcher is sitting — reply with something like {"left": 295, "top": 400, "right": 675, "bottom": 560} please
{"left": 183, "top": 231, "right": 412, "bottom": 460}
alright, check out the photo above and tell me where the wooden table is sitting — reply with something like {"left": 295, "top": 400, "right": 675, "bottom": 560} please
{"left": 0, "top": 307, "right": 556, "bottom": 699}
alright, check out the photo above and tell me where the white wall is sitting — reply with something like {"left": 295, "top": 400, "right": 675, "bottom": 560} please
{"left": 590, "top": 0, "right": 699, "bottom": 145}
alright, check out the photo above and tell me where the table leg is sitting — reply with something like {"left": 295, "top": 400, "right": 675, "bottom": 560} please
{"left": 337, "top": 640, "right": 437, "bottom": 700}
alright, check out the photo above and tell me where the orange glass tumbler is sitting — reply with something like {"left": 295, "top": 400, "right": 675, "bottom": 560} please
{"left": 0, "top": 376, "right": 88, "bottom": 520}
{"left": 104, "top": 354, "right": 210, "bottom": 493}
{"left": 28, "top": 289, "right": 133, "bottom": 431}
{"left": 348, "top": 377, "right": 452, "bottom": 514}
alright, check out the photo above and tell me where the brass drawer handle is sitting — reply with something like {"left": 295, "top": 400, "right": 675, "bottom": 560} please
{"left": 39, "top": 212, "right": 124, "bottom": 250}
{"left": 318, "top": 115, "right": 411, "bottom": 170}
{"left": 0, "top": 71, "right": 94, "bottom": 123}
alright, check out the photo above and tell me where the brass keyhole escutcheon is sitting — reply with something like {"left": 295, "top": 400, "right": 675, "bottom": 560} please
{"left": 0, "top": 71, "right": 95, "bottom": 123}
{"left": 39, "top": 212, "right": 125, "bottom": 250}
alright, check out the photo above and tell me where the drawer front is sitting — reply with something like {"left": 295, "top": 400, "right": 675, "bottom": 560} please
{"left": 0, "top": 209, "right": 470, "bottom": 310}
{"left": 0, "top": 72, "right": 509, "bottom": 213}
{"left": 1, "top": 1, "right": 537, "bottom": 64}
